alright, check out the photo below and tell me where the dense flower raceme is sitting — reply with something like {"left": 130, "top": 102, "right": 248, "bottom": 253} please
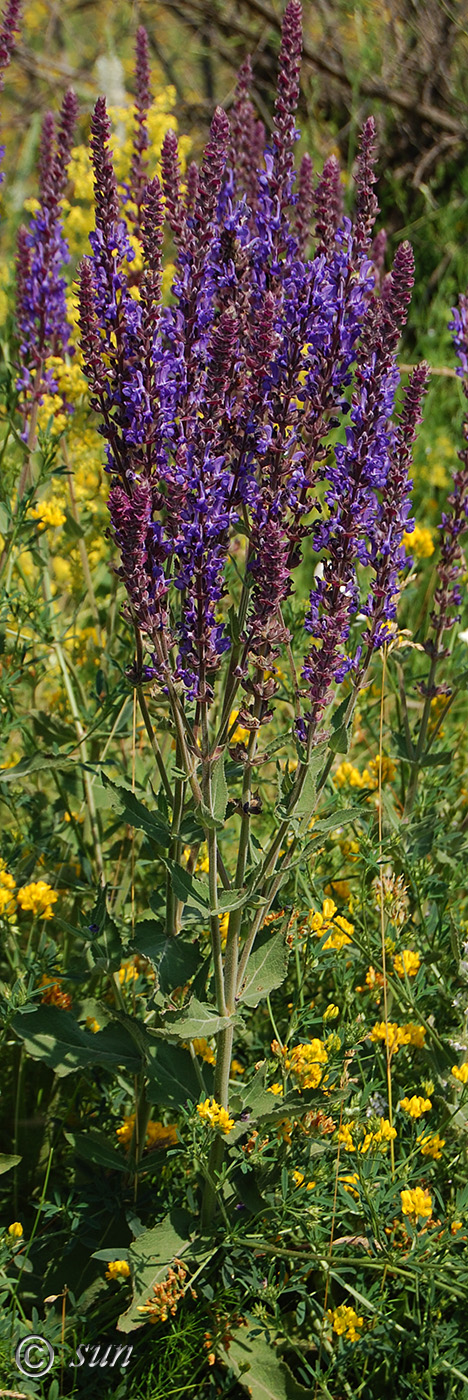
{"left": 77, "top": 0, "right": 427, "bottom": 734}
{"left": 0, "top": 0, "right": 21, "bottom": 179}
{"left": 16, "top": 89, "right": 78, "bottom": 417}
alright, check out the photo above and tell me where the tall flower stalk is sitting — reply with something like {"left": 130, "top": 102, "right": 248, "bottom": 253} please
{"left": 77, "top": 3, "right": 427, "bottom": 1223}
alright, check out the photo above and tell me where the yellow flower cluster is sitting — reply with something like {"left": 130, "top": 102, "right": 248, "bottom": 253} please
{"left": 334, "top": 761, "right": 364, "bottom": 788}
{"left": 191, "top": 1038, "right": 216, "bottom": 1065}
{"left": 116, "top": 1116, "right": 178, "bottom": 1150}
{"left": 334, "top": 754, "right": 396, "bottom": 790}
{"left": 16, "top": 881, "right": 58, "bottom": 920}
{"left": 452, "top": 1063, "right": 468, "bottom": 1085}
{"left": 280, "top": 1039, "right": 329, "bottom": 1091}
{"left": 369, "top": 1021, "right": 426, "bottom": 1054}
{"left": 8, "top": 1222, "right": 23, "bottom": 1238}
{"left": 196, "top": 1098, "right": 235, "bottom": 1133}
{"left": 105, "top": 1259, "right": 131, "bottom": 1281}
{"left": 309, "top": 897, "right": 354, "bottom": 952}
{"left": 418, "top": 1132, "right": 445, "bottom": 1159}
{"left": 400, "top": 1186, "right": 433, "bottom": 1221}
{"left": 292, "top": 1170, "right": 315, "bottom": 1190}
{"left": 403, "top": 524, "right": 435, "bottom": 558}
{"left": 138, "top": 1259, "right": 189, "bottom": 1324}
{"left": 328, "top": 1303, "right": 364, "bottom": 1343}
{"left": 29, "top": 497, "right": 67, "bottom": 529}
{"left": 393, "top": 949, "right": 421, "bottom": 978}
{"left": 0, "top": 862, "right": 16, "bottom": 918}
{"left": 400, "top": 1095, "right": 432, "bottom": 1119}
{"left": 86, "top": 1016, "right": 100, "bottom": 1034}
{"left": 360, "top": 1118, "right": 397, "bottom": 1154}
{"left": 118, "top": 960, "right": 139, "bottom": 985}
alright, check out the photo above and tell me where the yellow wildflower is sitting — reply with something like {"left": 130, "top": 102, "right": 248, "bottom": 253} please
{"left": 400, "top": 1095, "right": 432, "bottom": 1119}
{"left": 323, "top": 1003, "right": 340, "bottom": 1021}
{"left": 337, "top": 1122, "right": 355, "bottom": 1152}
{"left": 30, "top": 497, "right": 66, "bottom": 529}
{"left": 16, "top": 881, "right": 58, "bottom": 919}
{"left": 393, "top": 949, "right": 421, "bottom": 978}
{"left": 369, "top": 1021, "right": 425, "bottom": 1055}
{"left": 417, "top": 1132, "right": 445, "bottom": 1159}
{"left": 309, "top": 898, "right": 354, "bottom": 951}
{"left": 334, "top": 761, "right": 364, "bottom": 789}
{"left": 0, "top": 862, "right": 16, "bottom": 917}
{"left": 403, "top": 524, "right": 435, "bottom": 558}
{"left": 191, "top": 1038, "right": 216, "bottom": 1065}
{"left": 400, "top": 1186, "right": 432, "bottom": 1221}
{"left": 283, "top": 1039, "right": 328, "bottom": 1091}
{"left": 339, "top": 1173, "right": 359, "bottom": 1198}
{"left": 105, "top": 1259, "right": 131, "bottom": 1281}
{"left": 118, "top": 960, "right": 139, "bottom": 984}
{"left": 328, "top": 1303, "right": 364, "bottom": 1343}
{"left": 196, "top": 1098, "right": 235, "bottom": 1134}
{"left": 230, "top": 1059, "right": 244, "bottom": 1076}
{"left": 267, "top": 1082, "right": 284, "bottom": 1096}
{"left": 360, "top": 1118, "right": 397, "bottom": 1153}
{"left": 116, "top": 1115, "right": 177, "bottom": 1150}
{"left": 452, "top": 1063, "right": 468, "bottom": 1085}
{"left": 85, "top": 1017, "right": 100, "bottom": 1034}
{"left": 362, "top": 754, "right": 396, "bottom": 788}
{"left": 292, "top": 1169, "right": 315, "bottom": 1190}
{"left": 8, "top": 1222, "right": 23, "bottom": 1238}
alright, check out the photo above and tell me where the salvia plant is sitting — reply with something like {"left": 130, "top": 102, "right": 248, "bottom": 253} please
{"left": 2, "top": 0, "right": 468, "bottom": 1395}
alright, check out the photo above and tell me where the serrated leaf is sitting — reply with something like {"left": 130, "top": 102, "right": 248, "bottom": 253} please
{"left": 238, "top": 927, "right": 289, "bottom": 1008}
{"left": 0, "top": 752, "right": 74, "bottom": 781}
{"left": 101, "top": 773, "right": 171, "bottom": 846}
{"left": 221, "top": 1329, "right": 309, "bottom": 1399}
{"left": 0, "top": 1153, "right": 21, "bottom": 1175}
{"left": 131, "top": 920, "right": 201, "bottom": 993}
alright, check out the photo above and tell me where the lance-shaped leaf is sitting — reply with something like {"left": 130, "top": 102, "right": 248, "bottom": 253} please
{"left": 146, "top": 1042, "right": 212, "bottom": 1107}
{"left": 164, "top": 998, "right": 234, "bottom": 1040}
{"left": 0, "top": 1154, "right": 21, "bottom": 1175}
{"left": 162, "top": 860, "right": 210, "bottom": 912}
{"left": 101, "top": 773, "right": 171, "bottom": 846}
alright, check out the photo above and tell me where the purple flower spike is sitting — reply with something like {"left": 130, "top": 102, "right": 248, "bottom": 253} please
{"left": 16, "top": 89, "right": 78, "bottom": 417}
{"left": 0, "top": 0, "right": 21, "bottom": 85}
{"left": 129, "top": 26, "right": 153, "bottom": 229}
{"left": 271, "top": 0, "right": 302, "bottom": 209}
{"left": 295, "top": 152, "right": 313, "bottom": 257}
{"left": 313, "top": 155, "right": 343, "bottom": 256}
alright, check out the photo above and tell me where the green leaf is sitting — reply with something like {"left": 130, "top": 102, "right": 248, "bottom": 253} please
{"left": 147, "top": 1042, "right": 210, "bottom": 1107}
{"left": 12, "top": 1007, "right": 142, "bottom": 1077}
{"left": 211, "top": 751, "right": 229, "bottom": 824}
{"left": 162, "top": 860, "right": 210, "bottom": 912}
{"left": 117, "top": 1211, "right": 196, "bottom": 1333}
{"left": 0, "top": 752, "right": 74, "bottom": 781}
{"left": 327, "top": 724, "right": 350, "bottom": 754}
{"left": 309, "top": 807, "right": 361, "bottom": 837}
{"left": 101, "top": 773, "right": 171, "bottom": 846}
{"left": 221, "top": 1329, "right": 309, "bottom": 1399}
{"left": 0, "top": 1154, "right": 21, "bottom": 1175}
{"left": 64, "top": 1130, "right": 127, "bottom": 1173}
{"left": 238, "top": 927, "right": 289, "bottom": 1009}
{"left": 131, "top": 920, "right": 201, "bottom": 994}
{"left": 276, "top": 743, "right": 328, "bottom": 824}
{"left": 420, "top": 750, "right": 452, "bottom": 768}
{"left": 217, "top": 886, "right": 253, "bottom": 914}
{"left": 165, "top": 998, "right": 234, "bottom": 1040}
{"left": 87, "top": 885, "right": 123, "bottom": 971}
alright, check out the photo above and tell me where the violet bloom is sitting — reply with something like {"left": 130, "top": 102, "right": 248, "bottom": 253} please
{"left": 16, "top": 89, "right": 78, "bottom": 416}
{"left": 0, "top": 0, "right": 21, "bottom": 179}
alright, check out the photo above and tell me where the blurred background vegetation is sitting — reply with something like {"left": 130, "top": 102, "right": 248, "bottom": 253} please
{"left": 2, "top": 0, "right": 468, "bottom": 509}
